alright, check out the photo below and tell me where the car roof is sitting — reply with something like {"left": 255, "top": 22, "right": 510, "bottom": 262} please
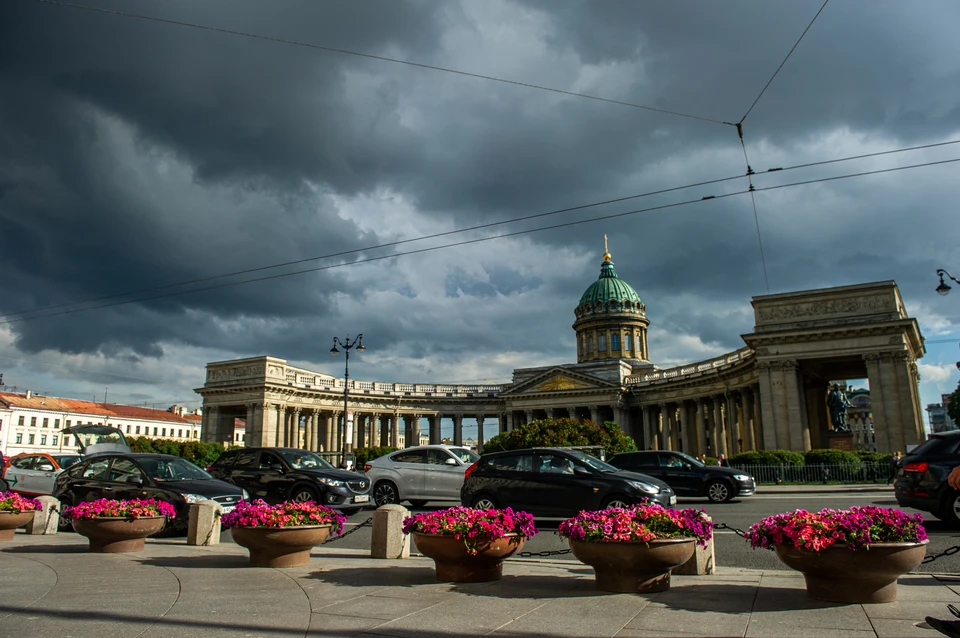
{"left": 81, "top": 452, "right": 188, "bottom": 462}
{"left": 480, "top": 447, "right": 583, "bottom": 456}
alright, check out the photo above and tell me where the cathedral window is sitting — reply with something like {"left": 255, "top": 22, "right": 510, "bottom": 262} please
{"left": 611, "top": 334, "right": 620, "bottom": 351}
{"left": 598, "top": 334, "right": 607, "bottom": 351}
{"left": 625, "top": 333, "right": 633, "bottom": 351}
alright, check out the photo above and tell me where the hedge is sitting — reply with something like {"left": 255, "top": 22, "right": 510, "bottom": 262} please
{"left": 126, "top": 437, "right": 229, "bottom": 468}
{"left": 729, "top": 448, "right": 892, "bottom": 467}
{"left": 481, "top": 418, "right": 637, "bottom": 457}
{"left": 727, "top": 450, "right": 805, "bottom": 467}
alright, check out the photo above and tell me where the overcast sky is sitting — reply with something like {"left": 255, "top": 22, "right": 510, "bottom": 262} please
{"left": 1, "top": 0, "right": 958, "bottom": 427}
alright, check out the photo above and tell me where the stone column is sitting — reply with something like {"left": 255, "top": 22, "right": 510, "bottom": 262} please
{"left": 709, "top": 398, "right": 722, "bottom": 457}
{"left": 680, "top": 401, "right": 695, "bottom": 456}
{"left": 379, "top": 414, "right": 390, "bottom": 448}
{"left": 429, "top": 414, "right": 442, "bottom": 444}
{"left": 244, "top": 403, "right": 256, "bottom": 448}
{"left": 726, "top": 393, "right": 740, "bottom": 456}
{"left": 695, "top": 399, "right": 708, "bottom": 458}
{"left": 498, "top": 413, "right": 507, "bottom": 435}
{"left": 332, "top": 410, "right": 342, "bottom": 452}
{"left": 545, "top": 407, "right": 554, "bottom": 420}
{"left": 410, "top": 414, "right": 422, "bottom": 447}
{"left": 755, "top": 362, "right": 779, "bottom": 449}
{"left": 506, "top": 412, "right": 514, "bottom": 432}
{"left": 641, "top": 406, "right": 654, "bottom": 450}
{"left": 751, "top": 385, "right": 763, "bottom": 450}
{"left": 781, "top": 360, "right": 810, "bottom": 451}
{"left": 453, "top": 414, "right": 464, "bottom": 446}
{"left": 590, "top": 405, "right": 600, "bottom": 425}
{"left": 666, "top": 405, "right": 678, "bottom": 451}
{"left": 390, "top": 413, "right": 401, "bottom": 448}
{"left": 304, "top": 410, "right": 314, "bottom": 451}
{"left": 476, "top": 415, "right": 485, "bottom": 452}
{"left": 657, "top": 404, "right": 668, "bottom": 450}
{"left": 739, "top": 391, "right": 753, "bottom": 452}
{"left": 524, "top": 409, "right": 534, "bottom": 426}
{"left": 322, "top": 412, "right": 334, "bottom": 452}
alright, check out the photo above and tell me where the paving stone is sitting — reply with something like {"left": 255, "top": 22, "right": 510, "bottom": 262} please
{"left": 494, "top": 593, "right": 653, "bottom": 636}
{"left": 357, "top": 595, "right": 549, "bottom": 637}
{"left": 747, "top": 605, "right": 873, "bottom": 632}
{"left": 864, "top": 599, "right": 960, "bottom": 621}
{"left": 624, "top": 607, "right": 749, "bottom": 637}
{"left": 871, "top": 617, "right": 943, "bottom": 638}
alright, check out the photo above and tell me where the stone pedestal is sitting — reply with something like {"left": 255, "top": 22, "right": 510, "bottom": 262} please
{"left": 827, "top": 433, "right": 855, "bottom": 451}
{"left": 24, "top": 496, "right": 60, "bottom": 535}
{"left": 187, "top": 501, "right": 223, "bottom": 546}
{"left": 674, "top": 517, "right": 715, "bottom": 575}
{"left": 371, "top": 504, "right": 410, "bottom": 559}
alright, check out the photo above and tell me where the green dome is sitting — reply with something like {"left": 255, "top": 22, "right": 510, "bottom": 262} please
{"left": 578, "top": 259, "right": 642, "bottom": 307}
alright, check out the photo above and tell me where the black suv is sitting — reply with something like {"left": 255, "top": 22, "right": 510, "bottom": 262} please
{"left": 608, "top": 451, "right": 756, "bottom": 503}
{"left": 460, "top": 447, "right": 675, "bottom": 517}
{"left": 208, "top": 447, "right": 371, "bottom": 514}
{"left": 895, "top": 431, "right": 960, "bottom": 527}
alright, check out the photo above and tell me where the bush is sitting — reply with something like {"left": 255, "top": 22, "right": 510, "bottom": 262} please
{"left": 854, "top": 450, "right": 893, "bottom": 465}
{"left": 353, "top": 446, "right": 398, "bottom": 467}
{"left": 728, "top": 450, "right": 805, "bottom": 467}
{"left": 126, "top": 437, "right": 227, "bottom": 468}
{"left": 481, "top": 419, "right": 637, "bottom": 457}
{"left": 803, "top": 449, "right": 862, "bottom": 469}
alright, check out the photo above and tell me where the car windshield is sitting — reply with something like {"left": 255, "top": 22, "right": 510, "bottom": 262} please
{"left": 447, "top": 448, "right": 480, "bottom": 463}
{"left": 138, "top": 457, "right": 212, "bottom": 481}
{"left": 908, "top": 436, "right": 960, "bottom": 457}
{"left": 279, "top": 450, "right": 335, "bottom": 470}
{"left": 673, "top": 452, "right": 704, "bottom": 467}
{"left": 566, "top": 450, "right": 618, "bottom": 472}
{"left": 53, "top": 455, "right": 82, "bottom": 469}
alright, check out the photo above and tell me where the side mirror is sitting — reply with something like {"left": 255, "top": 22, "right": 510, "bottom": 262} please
{"left": 682, "top": 463, "right": 693, "bottom": 470}
{"left": 444, "top": 458, "right": 458, "bottom": 466}
{"left": 270, "top": 463, "right": 285, "bottom": 473}
{"left": 125, "top": 475, "right": 144, "bottom": 486}
{"left": 37, "top": 464, "right": 55, "bottom": 472}
{"left": 573, "top": 466, "right": 592, "bottom": 477}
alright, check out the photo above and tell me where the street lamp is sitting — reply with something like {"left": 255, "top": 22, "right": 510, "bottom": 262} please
{"left": 330, "top": 333, "right": 365, "bottom": 468}
{"left": 936, "top": 269, "right": 958, "bottom": 296}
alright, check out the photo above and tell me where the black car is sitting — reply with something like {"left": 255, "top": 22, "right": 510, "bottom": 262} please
{"left": 208, "top": 447, "right": 371, "bottom": 514}
{"left": 607, "top": 451, "right": 756, "bottom": 503}
{"left": 53, "top": 453, "right": 246, "bottom": 531}
{"left": 895, "top": 431, "right": 960, "bottom": 527}
{"left": 460, "top": 447, "right": 676, "bottom": 517}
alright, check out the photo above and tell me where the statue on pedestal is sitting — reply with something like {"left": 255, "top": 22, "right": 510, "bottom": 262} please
{"left": 827, "top": 384, "right": 852, "bottom": 433}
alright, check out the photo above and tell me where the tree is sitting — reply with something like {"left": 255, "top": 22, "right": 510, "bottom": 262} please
{"left": 481, "top": 418, "right": 637, "bottom": 457}
{"left": 949, "top": 379, "right": 960, "bottom": 426}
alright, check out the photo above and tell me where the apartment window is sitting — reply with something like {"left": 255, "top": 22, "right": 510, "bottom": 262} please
{"left": 15, "top": 433, "right": 23, "bottom": 444}
{"left": 598, "top": 334, "right": 606, "bottom": 351}
{"left": 0, "top": 418, "right": 3, "bottom": 430}
{"left": 178, "top": 429, "right": 183, "bottom": 438}
{"left": 162, "top": 428, "right": 167, "bottom": 437}
{"left": 126, "top": 425, "right": 131, "bottom": 433}
{"left": 136, "top": 426, "right": 141, "bottom": 434}
{"left": 40, "top": 435, "right": 47, "bottom": 445}
{"left": 52, "top": 435, "right": 58, "bottom": 446}
{"left": 42, "top": 417, "right": 49, "bottom": 427}
{"left": 153, "top": 427, "right": 158, "bottom": 436}
{"left": 18, "top": 416, "right": 25, "bottom": 426}
{"left": 65, "top": 420, "right": 72, "bottom": 427}
{"left": 54, "top": 418, "right": 60, "bottom": 427}
{"left": 30, "top": 417, "right": 37, "bottom": 427}
{"left": 611, "top": 334, "right": 620, "bottom": 351}
{"left": 28, "top": 434, "right": 35, "bottom": 444}
{"left": 625, "top": 333, "right": 633, "bottom": 351}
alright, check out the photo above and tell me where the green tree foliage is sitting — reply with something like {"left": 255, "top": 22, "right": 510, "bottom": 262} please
{"left": 727, "top": 450, "right": 805, "bottom": 467}
{"left": 854, "top": 450, "right": 893, "bottom": 465}
{"left": 126, "top": 437, "right": 227, "bottom": 468}
{"left": 481, "top": 418, "right": 637, "bottom": 457}
{"left": 948, "top": 379, "right": 960, "bottom": 425}
{"left": 353, "top": 446, "right": 398, "bottom": 467}
{"left": 803, "top": 449, "right": 862, "bottom": 470}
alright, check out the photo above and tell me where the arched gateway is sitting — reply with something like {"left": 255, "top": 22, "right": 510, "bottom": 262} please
{"left": 196, "top": 248, "right": 926, "bottom": 455}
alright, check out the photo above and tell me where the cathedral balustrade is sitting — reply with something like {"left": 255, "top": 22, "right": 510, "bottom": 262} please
{"left": 626, "top": 347, "right": 755, "bottom": 385}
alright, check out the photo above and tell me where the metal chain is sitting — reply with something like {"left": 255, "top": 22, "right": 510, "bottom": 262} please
{"left": 713, "top": 522, "right": 750, "bottom": 540}
{"left": 323, "top": 516, "right": 373, "bottom": 544}
{"left": 518, "top": 548, "right": 573, "bottom": 558}
{"left": 923, "top": 544, "right": 960, "bottom": 564}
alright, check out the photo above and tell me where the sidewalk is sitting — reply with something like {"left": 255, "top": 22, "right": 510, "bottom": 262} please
{"left": 0, "top": 531, "right": 953, "bottom": 638}
{"left": 757, "top": 484, "right": 895, "bottom": 495}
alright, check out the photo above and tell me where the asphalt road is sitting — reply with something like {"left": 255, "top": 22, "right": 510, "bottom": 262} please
{"left": 262, "top": 493, "right": 960, "bottom": 573}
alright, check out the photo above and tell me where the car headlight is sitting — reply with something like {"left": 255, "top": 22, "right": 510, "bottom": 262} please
{"left": 241, "top": 489, "right": 250, "bottom": 500}
{"left": 733, "top": 474, "right": 751, "bottom": 481}
{"left": 317, "top": 477, "right": 345, "bottom": 487}
{"left": 628, "top": 480, "right": 660, "bottom": 494}
{"left": 183, "top": 493, "right": 210, "bottom": 504}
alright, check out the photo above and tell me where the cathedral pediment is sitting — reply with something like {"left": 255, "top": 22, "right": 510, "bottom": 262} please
{"left": 499, "top": 367, "right": 619, "bottom": 397}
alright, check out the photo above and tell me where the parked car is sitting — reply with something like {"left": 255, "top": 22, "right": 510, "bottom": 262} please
{"left": 607, "top": 450, "right": 756, "bottom": 503}
{"left": 460, "top": 447, "right": 675, "bottom": 517}
{"left": 894, "top": 431, "right": 960, "bottom": 527}
{"left": 62, "top": 424, "right": 133, "bottom": 455}
{"left": 53, "top": 453, "right": 247, "bottom": 531}
{"left": 365, "top": 445, "right": 480, "bottom": 507}
{"left": 207, "top": 447, "right": 371, "bottom": 514}
{"left": 2, "top": 453, "right": 83, "bottom": 496}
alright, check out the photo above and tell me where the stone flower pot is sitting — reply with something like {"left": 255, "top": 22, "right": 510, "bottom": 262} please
{"left": 774, "top": 541, "right": 928, "bottom": 603}
{"left": 230, "top": 525, "right": 332, "bottom": 567}
{"left": 0, "top": 511, "right": 35, "bottom": 541}
{"left": 413, "top": 532, "right": 526, "bottom": 582}
{"left": 72, "top": 516, "right": 166, "bottom": 553}
{"left": 569, "top": 537, "right": 696, "bottom": 593}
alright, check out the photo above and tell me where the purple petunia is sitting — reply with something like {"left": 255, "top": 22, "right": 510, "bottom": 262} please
{"left": 63, "top": 498, "right": 176, "bottom": 520}
{"left": 402, "top": 506, "right": 538, "bottom": 555}
{"left": 746, "top": 506, "right": 926, "bottom": 552}
{"left": 220, "top": 500, "right": 348, "bottom": 535}
{"left": 556, "top": 503, "right": 713, "bottom": 547}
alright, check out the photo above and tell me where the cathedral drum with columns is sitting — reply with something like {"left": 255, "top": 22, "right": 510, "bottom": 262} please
{"left": 196, "top": 241, "right": 926, "bottom": 456}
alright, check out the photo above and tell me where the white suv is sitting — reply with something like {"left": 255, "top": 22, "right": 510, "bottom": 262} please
{"left": 364, "top": 445, "right": 480, "bottom": 508}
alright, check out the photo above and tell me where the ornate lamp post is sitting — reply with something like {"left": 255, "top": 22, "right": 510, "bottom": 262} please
{"left": 936, "top": 269, "right": 959, "bottom": 296}
{"left": 330, "top": 334, "right": 365, "bottom": 468}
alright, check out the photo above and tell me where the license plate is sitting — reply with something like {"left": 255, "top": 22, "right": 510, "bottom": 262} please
{"left": 221, "top": 505, "right": 235, "bottom": 514}
{"left": 669, "top": 495, "right": 677, "bottom": 505}
{"left": 353, "top": 495, "right": 369, "bottom": 503}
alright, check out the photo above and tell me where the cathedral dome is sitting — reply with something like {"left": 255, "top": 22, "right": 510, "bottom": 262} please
{"left": 578, "top": 258, "right": 643, "bottom": 308}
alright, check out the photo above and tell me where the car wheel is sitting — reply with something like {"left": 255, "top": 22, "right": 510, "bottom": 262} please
{"left": 290, "top": 485, "right": 320, "bottom": 503}
{"left": 939, "top": 490, "right": 960, "bottom": 528}
{"left": 56, "top": 496, "right": 74, "bottom": 532}
{"left": 374, "top": 481, "right": 399, "bottom": 506}
{"left": 471, "top": 494, "right": 499, "bottom": 510}
{"left": 706, "top": 480, "right": 732, "bottom": 503}
{"left": 408, "top": 500, "right": 428, "bottom": 509}
{"left": 601, "top": 496, "right": 631, "bottom": 509}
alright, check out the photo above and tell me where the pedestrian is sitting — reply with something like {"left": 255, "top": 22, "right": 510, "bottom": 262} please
{"left": 717, "top": 454, "right": 729, "bottom": 468}
{"left": 887, "top": 451, "right": 902, "bottom": 484}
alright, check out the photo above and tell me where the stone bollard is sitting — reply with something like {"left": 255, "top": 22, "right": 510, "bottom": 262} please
{"left": 674, "top": 515, "right": 716, "bottom": 575}
{"left": 25, "top": 496, "right": 61, "bottom": 535}
{"left": 371, "top": 504, "right": 410, "bottom": 559}
{"left": 187, "top": 500, "right": 223, "bottom": 546}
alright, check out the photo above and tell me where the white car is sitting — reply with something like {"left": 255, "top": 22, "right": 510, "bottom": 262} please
{"left": 364, "top": 445, "right": 480, "bottom": 507}
{"left": 3, "top": 453, "right": 82, "bottom": 496}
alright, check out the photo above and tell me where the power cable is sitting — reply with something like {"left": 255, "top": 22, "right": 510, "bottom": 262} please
{"left": 28, "top": 0, "right": 732, "bottom": 127}
{"left": 740, "top": 0, "right": 830, "bottom": 124}
{"left": 4, "top": 137, "right": 958, "bottom": 320}
{"left": 3, "top": 155, "right": 958, "bottom": 326}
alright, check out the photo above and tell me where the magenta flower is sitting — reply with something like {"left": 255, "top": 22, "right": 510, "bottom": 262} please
{"left": 746, "top": 506, "right": 926, "bottom": 552}
{"left": 557, "top": 503, "right": 713, "bottom": 547}
{"left": 402, "top": 506, "right": 538, "bottom": 555}
{"left": 63, "top": 498, "right": 176, "bottom": 520}
{"left": 0, "top": 492, "right": 43, "bottom": 513}
{"left": 220, "top": 499, "right": 347, "bottom": 535}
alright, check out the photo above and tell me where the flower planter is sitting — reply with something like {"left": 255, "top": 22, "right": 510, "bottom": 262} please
{"left": 413, "top": 532, "right": 526, "bottom": 582}
{"left": 774, "top": 541, "right": 928, "bottom": 603}
{"left": 570, "top": 537, "right": 696, "bottom": 593}
{"left": 0, "top": 511, "right": 34, "bottom": 541}
{"left": 231, "top": 525, "right": 332, "bottom": 567}
{"left": 72, "top": 516, "right": 166, "bottom": 553}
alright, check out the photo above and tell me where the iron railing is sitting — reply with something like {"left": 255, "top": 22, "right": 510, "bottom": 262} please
{"left": 732, "top": 462, "right": 893, "bottom": 484}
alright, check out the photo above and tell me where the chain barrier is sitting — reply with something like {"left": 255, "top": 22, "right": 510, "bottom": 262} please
{"left": 923, "top": 544, "right": 960, "bottom": 564}
{"left": 323, "top": 516, "right": 373, "bottom": 544}
{"left": 713, "top": 522, "right": 752, "bottom": 541}
{"left": 517, "top": 548, "right": 573, "bottom": 558}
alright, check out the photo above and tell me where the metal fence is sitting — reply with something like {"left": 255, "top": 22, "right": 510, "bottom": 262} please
{"left": 732, "top": 462, "right": 893, "bottom": 484}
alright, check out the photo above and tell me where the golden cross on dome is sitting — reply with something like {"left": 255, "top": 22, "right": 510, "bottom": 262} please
{"left": 603, "top": 234, "right": 611, "bottom": 262}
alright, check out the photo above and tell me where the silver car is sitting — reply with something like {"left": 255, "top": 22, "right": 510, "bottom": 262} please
{"left": 364, "top": 445, "right": 480, "bottom": 507}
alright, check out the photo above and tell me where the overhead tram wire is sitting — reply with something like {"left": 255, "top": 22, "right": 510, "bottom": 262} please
{"left": 3, "top": 138, "right": 958, "bottom": 321}
{"left": 3, "top": 155, "right": 959, "bottom": 327}
{"left": 30, "top": 0, "right": 732, "bottom": 128}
